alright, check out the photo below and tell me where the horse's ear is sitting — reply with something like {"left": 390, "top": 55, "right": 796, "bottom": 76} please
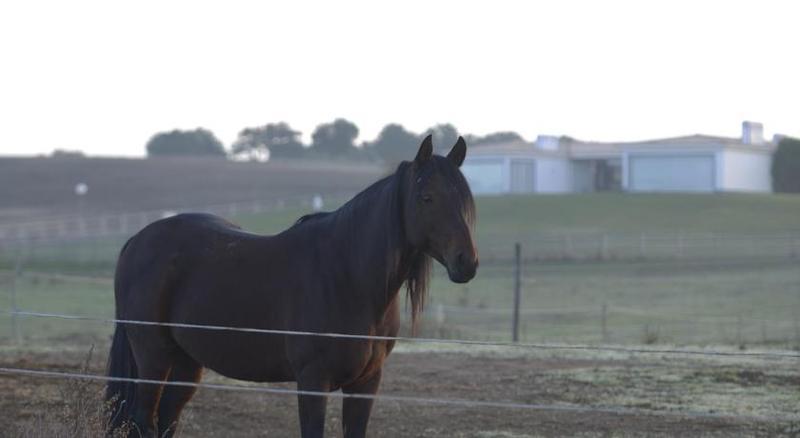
{"left": 415, "top": 134, "right": 433, "bottom": 163}
{"left": 447, "top": 136, "right": 467, "bottom": 167}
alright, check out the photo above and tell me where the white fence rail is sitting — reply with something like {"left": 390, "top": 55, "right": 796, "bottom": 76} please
{"left": 0, "top": 193, "right": 354, "bottom": 245}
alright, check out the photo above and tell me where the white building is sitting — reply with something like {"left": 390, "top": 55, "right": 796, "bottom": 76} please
{"left": 462, "top": 122, "right": 775, "bottom": 195}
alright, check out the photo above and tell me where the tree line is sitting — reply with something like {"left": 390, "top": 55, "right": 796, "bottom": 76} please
{"left": 145, "top": 121, "right": 800, "bottom": 193}
{"left": 145, "top": 119, "right": 523, "bottom": 164}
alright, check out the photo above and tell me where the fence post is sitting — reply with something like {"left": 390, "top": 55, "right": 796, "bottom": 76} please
{"left": 562, "top": 234, "right": 573, "bottom": 259}
{"left": 600, "top": 234, "right": 608, "bottom": 260}
{"left": 793, "top": 236, "right": 799, "bottom": 258}
{"left": 736, "top": 315, "right": 743, "bottom": 347}
{"left": 639, "top": 233, "right": 646, "bottom": 259}
{"left": 512, "top": 242, "right": 521, "bottom": 343}
{"left": 601, "top": 302, "right": 609, "bottom": 343}
{"left": 10, "top": 253, "right": 24, "bottom": 345}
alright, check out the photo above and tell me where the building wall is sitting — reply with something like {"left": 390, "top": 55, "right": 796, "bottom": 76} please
{"left": 464, "top": 140, "right": 774, "bottom": 195}
{"left": 461, "top": 157, "right": 509, "bottom": 195}
{"left": 535, "top": 157, "right": 572, "bottom": 193}
{"left": 720, "top": 149, "right": 772, "bottom": 192}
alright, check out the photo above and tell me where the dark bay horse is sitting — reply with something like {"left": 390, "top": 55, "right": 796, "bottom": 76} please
{"left": 105, "top": 136, "right": 478, "bottom": 437}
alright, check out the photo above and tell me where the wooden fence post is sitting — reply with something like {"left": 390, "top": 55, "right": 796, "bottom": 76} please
{"left": 512, "top": 242, "right": 521, "bottom": 343}
{"left": 10, "top": 253, "right": 24, "bottom": 344}
{"left": 639, "top": 233, "right": 646, "bottom": 259}
{"left": 601, "top": 234, "right": 609, "bottom": 260}
{"left": 602, "top": 302, "right": 609, "bottom": 343}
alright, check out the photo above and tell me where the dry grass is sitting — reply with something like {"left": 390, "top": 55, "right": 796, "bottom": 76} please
{"left": 14, "top": 347, "right": 129, "bottom": 438}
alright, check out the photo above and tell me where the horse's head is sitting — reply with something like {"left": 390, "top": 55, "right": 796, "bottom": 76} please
{"left": 403, "top": 135, "right": 478, "bottom": 283}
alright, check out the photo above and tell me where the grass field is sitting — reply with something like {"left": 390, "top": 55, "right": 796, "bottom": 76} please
{"left": 1, "top": 193, "right": 799, "bottom": 348}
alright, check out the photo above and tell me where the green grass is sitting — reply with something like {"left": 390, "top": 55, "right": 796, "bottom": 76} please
{"left": 472, "top": 193, "right": 800, "bottom": 235}
{"left": 230, "top": 193, "right": 800, "bottom": 236}
{"left": 2, "top": 193, "right": 800, "bottom": 347}
{"left": 424, "top": 258, "right": 800, "bottom": 345}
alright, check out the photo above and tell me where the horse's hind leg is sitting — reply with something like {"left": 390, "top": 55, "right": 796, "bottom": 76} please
{"left": 156, "top": 351, "right": 203, "bottom": 438}
{"left": 125, "top": 324, "right": 179, "bottom": 437}
{"left": 128, "top": 350, "right": 171, "bottom": 438}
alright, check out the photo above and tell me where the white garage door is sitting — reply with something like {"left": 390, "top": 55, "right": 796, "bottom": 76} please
{"left": 461, "top": 159, "right": 506, "bottom": 195}
{"left": 628, "top": 154, "right": 716, "bottom": 192}
{"left": 510, "top": 159, "right": 536, "bottom": 193}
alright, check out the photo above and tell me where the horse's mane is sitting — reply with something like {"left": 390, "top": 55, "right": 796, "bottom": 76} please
{"left": 294, "top": 211, "right": 331, "bottom": 226}
{"left": 291, "top": 157, "right": 474, "bottom": 334}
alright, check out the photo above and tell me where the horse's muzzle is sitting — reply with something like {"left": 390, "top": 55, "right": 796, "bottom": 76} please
{"left": 447, "top": 252, "right": 478, "bottom": 283}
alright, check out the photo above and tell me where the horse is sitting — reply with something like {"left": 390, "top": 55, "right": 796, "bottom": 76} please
{"left": 105, "top": 135, "right": 478, "bottom": 437}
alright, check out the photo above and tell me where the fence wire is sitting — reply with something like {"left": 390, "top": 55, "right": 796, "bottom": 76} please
{"left": 2, "top": 309, "right": 799, "bottom": 360}
{"left": 0, "top": 366, "right": 797, "bottom": 424}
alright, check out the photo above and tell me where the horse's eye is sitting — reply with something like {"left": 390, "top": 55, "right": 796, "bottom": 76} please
{"left": 421, "top": 194, "right": 433, "bottom": 204}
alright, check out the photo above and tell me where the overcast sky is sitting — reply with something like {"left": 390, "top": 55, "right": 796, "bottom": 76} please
{"left": 0, "top": 1, "right": 797, "bottom": 157}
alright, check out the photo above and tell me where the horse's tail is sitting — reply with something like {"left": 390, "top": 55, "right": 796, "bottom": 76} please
{"left": 105, "top": 323, "right": 137, "bottom": 432}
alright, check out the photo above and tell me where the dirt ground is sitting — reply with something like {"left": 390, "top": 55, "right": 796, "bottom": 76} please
{"left": 1, "top": 347, "right": 799, "bottom": 437}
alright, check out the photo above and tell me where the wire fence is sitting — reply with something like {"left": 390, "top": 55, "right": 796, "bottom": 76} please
{"left": 477, "top": 231, "right": 800, "bottom": 263}
{"left": 3, "top": 263, "right": 800, "bottom": 348}
{"left": 1, "top": 252, "right": 799, "bottom": 428}
{"left": 2, "top": 309, "right": 799, "bottom": 360}
{"left": 1, "top": 366, "right": 797, "bottom": 424}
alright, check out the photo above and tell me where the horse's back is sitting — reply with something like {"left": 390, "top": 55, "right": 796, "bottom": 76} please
{"left": 114, "top": 213, "right": 248, "bottom": 316}
{"left": 113, "top": 213, "right": 300, "bottom": 381}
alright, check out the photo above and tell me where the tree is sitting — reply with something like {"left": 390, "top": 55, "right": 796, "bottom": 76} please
{"left": 310, "top": 118, "right": 360, "bottom": 157}
{"left": 232, "top": 122, "right": 304, "bottom": 160}
{"left": 366, "top": 123, "right": 420, "bottom": 164}
{"left": 423, "top": 124, "right": 460, "bottom": 152}
{"left": 146, "top": 128, "right": 226, "bottom": 158}
{"left": 772, "top": 136, "right": 800, "bottom": 193}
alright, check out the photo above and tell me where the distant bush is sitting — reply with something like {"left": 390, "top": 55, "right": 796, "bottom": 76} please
{"left": 772, "top": 137, "right": 800, "bottom": 193}
{"left": 51, "top": 149, "right": 86, "bottom": 159}
{"left": 146, "top": 128, "right": 226, "bottom": 158}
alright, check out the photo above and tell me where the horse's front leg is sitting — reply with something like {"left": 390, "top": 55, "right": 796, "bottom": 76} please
{"left": 341, "top": 370, "right": 382, "bottom": 438}
{"left": 296, "top": 372, "right": 331, "bottom": 438}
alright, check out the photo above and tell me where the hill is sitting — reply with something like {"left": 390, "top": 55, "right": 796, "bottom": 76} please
{"left": 0, "top": 157, "right": 385, "bottom": 223}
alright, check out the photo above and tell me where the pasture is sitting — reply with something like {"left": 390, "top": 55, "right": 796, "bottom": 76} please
{"left": 3, "top": 193, "right": 799, "bottom": 346}
{"left": 1, "top": 192, "right": 800, "bottom": 436}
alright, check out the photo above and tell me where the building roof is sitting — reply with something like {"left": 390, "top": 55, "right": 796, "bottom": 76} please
{"left": 466, "top": 133, "right": 775, "bottom": 162}
{"left": 564, "top": 134, "right": 775, "bottom": 158}
{"left": 466, "top": 140, "right": 567, "bottom": 159}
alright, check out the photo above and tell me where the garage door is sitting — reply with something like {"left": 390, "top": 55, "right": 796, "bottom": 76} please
{"left": 461, "top": 159, "right": 506, "bottom": 195}
{"left": 628, "top": 154, "right": 715, "bottom": 192}
{"left": 510, "top": 159, "right": 536, "bottom": 193}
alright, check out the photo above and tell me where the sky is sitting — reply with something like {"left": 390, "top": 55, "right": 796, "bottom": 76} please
{"left": 0, "top": 0, "right": 798, "bottom": 157}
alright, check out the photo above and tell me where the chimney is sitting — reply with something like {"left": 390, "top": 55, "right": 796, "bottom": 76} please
{"left": 535, "top": 135, "right": 561, "bottom": 151}
{"left": 742, "top": 121, "right": 764, "bottom": 145}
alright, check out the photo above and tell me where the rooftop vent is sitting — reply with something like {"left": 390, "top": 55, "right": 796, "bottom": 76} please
{"left": 535, "top": 135, "right": 560, "bottom": 151}
{"left": 742, "top": 121, "right": 765, "bottom": 145}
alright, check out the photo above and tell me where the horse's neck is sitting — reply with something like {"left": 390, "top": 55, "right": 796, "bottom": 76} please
{"left": 332, "top": 177, "right": 413, "bottom": 313}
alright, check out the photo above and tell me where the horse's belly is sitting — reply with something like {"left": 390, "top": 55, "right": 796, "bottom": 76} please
{"left": 172, "top": 329, "right": 295, "bottom": 382}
